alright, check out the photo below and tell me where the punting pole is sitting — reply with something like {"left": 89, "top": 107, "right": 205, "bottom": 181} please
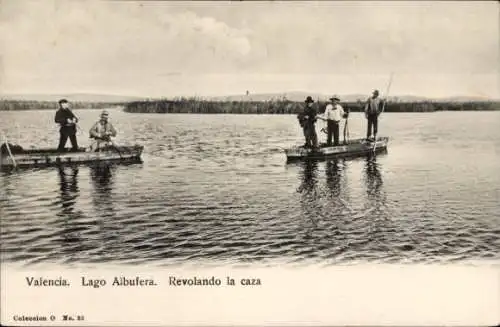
{"left": 374, "top": 73, "right": 394, "bottom": 153}
{"left": 2, "top": 134, "right": 17, "bottom": 168}
{"left": 381, "top": 73, "right": 394, "bottom": 114}
{"left": 109, "top": 139, "right": 123, "bottom": 159}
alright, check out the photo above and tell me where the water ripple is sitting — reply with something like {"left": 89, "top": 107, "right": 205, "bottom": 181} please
{"left": 1, "top": 111, "right": 500, "bottom": 266}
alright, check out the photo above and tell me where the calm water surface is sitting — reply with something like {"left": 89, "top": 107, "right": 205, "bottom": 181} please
{"left": 1, "top": 109, "right": 499, "bottom": 266}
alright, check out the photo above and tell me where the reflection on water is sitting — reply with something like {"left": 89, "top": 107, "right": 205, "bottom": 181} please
{"left": 297, "top": 160, "right": 319, "bottom": 195}
{"left": 326, "top": 159, "right": 342, "bottom": 197}
{"left": 57, "top": 166, "right": 84, "bottom": 244}
{"left": 363, "top": 155, "right": 387, "bottom": 216}
{"left": 90, "top": 165, "right": 115, "bottom": 219}
{"left": 58, "top": 166, "right": 79, "bottom": 217}
{"left": 296, "top": 159, "right": 350, "bottom": 239}
{"left": 364, "top": 156, "right": 383, "bottom": 198}
{"left": 296, "top": 160, "right": 320, "bottom": 231}
{"left": 360, "top": 156, "right": 391, "bottom": 248}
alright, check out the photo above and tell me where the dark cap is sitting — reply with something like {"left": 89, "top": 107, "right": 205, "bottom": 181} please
{"left": 305, "top": 96, "right": 314, "bottom": 103}
{"left": 58, "top": 99, "right": 69, "bottom": 104}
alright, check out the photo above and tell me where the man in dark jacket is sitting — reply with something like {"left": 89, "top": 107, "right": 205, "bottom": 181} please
{"left": 364, "top": 89, "right": 384, "bottom": 141}
{"left": 54, "top": 99, "right": 79, "bottom": 152}
{"left": 297, "top": 96, "right": 318, "bottom": 149}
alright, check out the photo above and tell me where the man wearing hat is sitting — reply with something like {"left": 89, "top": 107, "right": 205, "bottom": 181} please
{"left": 319, "top": 95, "right": 347, "bottom": 146}
{"left": 89, "top": 110, "right": 117, "bottom": 151}
{"left": 54, "top": 99, "right": 79, "bottom": 152}
{"left": 297, "top": 96, "right": 318, "bottom": 149}
{"left": 364, "top": 89, "right": 384, "bottom": 141}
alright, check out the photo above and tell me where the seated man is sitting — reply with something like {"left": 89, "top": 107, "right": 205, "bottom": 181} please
{"left": 89, "top": 110, "right": 117, "bottom": 151}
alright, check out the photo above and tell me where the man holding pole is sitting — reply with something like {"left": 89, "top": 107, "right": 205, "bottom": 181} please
{"left": 364, "top": 89, "right": 384, "bottom": 141}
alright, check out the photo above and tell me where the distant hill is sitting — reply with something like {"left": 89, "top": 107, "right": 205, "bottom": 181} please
{"left": 0, "top": 93, "right": 147, "bottom": 103}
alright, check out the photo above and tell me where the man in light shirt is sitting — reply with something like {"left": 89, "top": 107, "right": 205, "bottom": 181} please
{"left": 319, "top": 95, "right": 348, "bottom": 146}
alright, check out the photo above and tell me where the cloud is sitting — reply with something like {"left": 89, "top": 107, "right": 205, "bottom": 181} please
{"left": 0, "top": 0, "right": 254, "bottom": 81}
{"left": 0, "top": 1, "right": 498, "bottom": 97}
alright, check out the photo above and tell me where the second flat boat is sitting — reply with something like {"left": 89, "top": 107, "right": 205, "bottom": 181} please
{"left": 285, "top": 137, "right": 389, "bottom": 162}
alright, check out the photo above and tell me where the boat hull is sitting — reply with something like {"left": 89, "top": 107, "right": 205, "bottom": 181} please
{"left": 285, "top": 137, "right": 389, "bottom": 161}
{"left": 0, "top": 145, "right": 144, "bottom": 169}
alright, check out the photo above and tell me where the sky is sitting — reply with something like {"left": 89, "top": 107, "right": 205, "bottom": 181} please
{"left": 0, "top": 0, "right": 498, "bottom": 98}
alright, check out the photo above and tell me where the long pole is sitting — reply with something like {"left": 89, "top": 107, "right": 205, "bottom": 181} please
{"left": 381, "top": 73, "right": 394, "bottom": 114}
{"left": 373, "top": 73, "right": 394, "bottom": 153}
{"left": 2, "top": 134, "right": 17, "bottom": 168}
{"left": 343, "top": 112, "right": 350, "bottom": 144}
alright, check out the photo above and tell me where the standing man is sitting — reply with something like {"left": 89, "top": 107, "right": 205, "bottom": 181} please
{"left": 364, "top": 89, "right": 384, "bottom": 141}
{"left": 89, "top": 110, "right": 117, "bottom": 151}
{"left": 54, "top": 99, "right": 79, "bottom": 152}
{"left": 319, "top": 95, "right": 347, "bottom": 146}
{"left": 297, "top": 96, "right": 318, "bottom": 149}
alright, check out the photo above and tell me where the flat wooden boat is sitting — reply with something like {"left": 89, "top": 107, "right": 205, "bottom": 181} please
{"left": 0, "top": 144, "right": 144, "bottom": 169}
{"left": 285, "top": 137, "right": 389, "bottom": 162}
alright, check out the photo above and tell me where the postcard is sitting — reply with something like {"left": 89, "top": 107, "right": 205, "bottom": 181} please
{"left": 1, "top": 1, "right": 498, "bottom": 326}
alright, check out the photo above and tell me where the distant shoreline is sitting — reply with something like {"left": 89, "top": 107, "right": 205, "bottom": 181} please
{"left": 124, "top": 99, "right": 500, "bottom": 114}
{"left": 0, "top": 99, "right": 499, "bottom": 113}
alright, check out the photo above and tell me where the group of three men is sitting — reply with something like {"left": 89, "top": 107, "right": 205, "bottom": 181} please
{"left": 54, "top": 99, "right": 117, "bottom": 152}
{"left": 298, "top": 89, "right": 384, "bottom": 148}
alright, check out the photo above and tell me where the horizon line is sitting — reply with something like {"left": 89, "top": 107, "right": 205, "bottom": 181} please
{"left": 0, "top": 91, "right": 498, "bottom": 101}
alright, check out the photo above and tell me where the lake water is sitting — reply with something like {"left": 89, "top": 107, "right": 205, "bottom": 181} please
{"left": 1, "top": 109, "right": 499, "bottom": 267}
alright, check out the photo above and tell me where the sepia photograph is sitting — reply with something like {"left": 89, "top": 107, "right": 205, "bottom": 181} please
{"left": 0, "top": 0, "right": 499, "bottom": 325}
